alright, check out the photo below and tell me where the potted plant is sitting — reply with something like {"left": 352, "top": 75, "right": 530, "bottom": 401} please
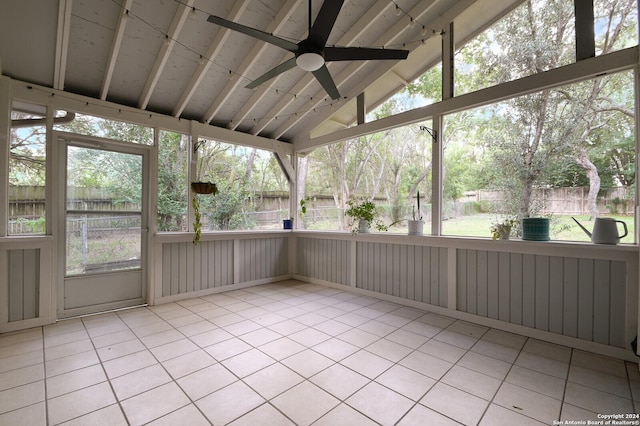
{"left": 521, "top": 217, "right": 550, "bottom": 241}
{"left": 491, "top": 217, "right": 517, "bottom": 240}
{"left": 408, "top": 191, "right": 424, "bottom": 236}
{"left": 191, "top": 182, "right": 217, "bottom": 244}
{"left": 191, "top": 181, "right": 217, "bottom": 195}
{"left": 345, "top": 198, "right": 388, "bottom": 234}
{"left": 297, "top": 195, "right": 313, "bottom": 229}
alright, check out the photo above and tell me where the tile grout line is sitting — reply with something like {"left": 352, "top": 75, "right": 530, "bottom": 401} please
{"left": 116, "top": 298, "right": 224, "bottom": 425}
{"left": 476, "top": 334, "right": 530, "bottom": 425}
{"left": 557, "top": 347, "right": 574, "bottom": 422}
{"left": 40, "top": 327, "right": 50, "bottom": 426}
{"left": 81, "top": 315, "right": 131, "bottom": 426}
{"left": 9, "top": 281, "right": 637, "bottom": 425}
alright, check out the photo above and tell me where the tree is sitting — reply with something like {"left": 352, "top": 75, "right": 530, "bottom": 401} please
{"left": 157, "top": 131, "right": 188, "bottom": 231}
{"left": 441, "top": 0, "right": 636, "bottom": 220}
{"left": 9, "top": 114, "right": 46, "bottom": 186}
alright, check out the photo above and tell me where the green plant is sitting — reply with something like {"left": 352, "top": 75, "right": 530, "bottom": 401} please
{"left": 192, "top": 196, "right": 202, "bottom": 244}
{"left": 412, "top": 191, "right": 423, "bottom": 221}
{"left": 490, "top": 217, "right": 517, "bottom": 240}
{"left": 608, "top": 196, "right": 622, "bottom": 214}
{"left": 345, "top": 198, "right": 388, "bottom": 234}
{"left": 299, "top": 196, "right": 312, "bottom": 215}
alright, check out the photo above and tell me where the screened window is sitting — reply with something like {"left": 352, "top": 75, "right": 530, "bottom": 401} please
{"left": 54, "top": 112, "right": 153, "bottom": 145}
{"left": 195, "top": 139, "right": 289, "bottom": 231}
{"left": 301, "top": 118, "right": 433, "bottom": 233}
{"left": 594, "top": 0, "right": 638, "bottom": 55}
{"left": 441, "top": 70, "right": 635, "bottom": 243}
{"left": 455, "top": 0, "right": 577, "bottom": 96}
{"left": 9, "top": 101, "right": 47, "bottom": 235}
{"left": 157, "top": 130, "right": 189, "bottom": 232}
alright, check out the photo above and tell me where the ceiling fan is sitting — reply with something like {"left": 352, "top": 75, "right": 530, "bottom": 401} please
{"left": 207, "top": 0, "right": 409, "bottom": 100}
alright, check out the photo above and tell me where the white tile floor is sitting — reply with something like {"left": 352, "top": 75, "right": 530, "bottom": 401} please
{"left": 1, "top": 279, "right": 639, "bottom": 425}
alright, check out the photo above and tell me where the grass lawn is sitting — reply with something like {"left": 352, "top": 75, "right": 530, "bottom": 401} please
{"left": 301, "top": 210, "right": 635, "bottom": 243}
{"left": 442, "top": 214, "right": 635, "bottom": 243}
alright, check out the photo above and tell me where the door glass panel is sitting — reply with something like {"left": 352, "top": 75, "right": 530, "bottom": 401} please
{"left": 66, "top": 146, "right": 142, "bottom": 276}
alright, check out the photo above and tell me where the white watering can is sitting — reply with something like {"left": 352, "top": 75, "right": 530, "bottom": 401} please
{"left": 572, "top": 217, "right": 628, "bottom": 245}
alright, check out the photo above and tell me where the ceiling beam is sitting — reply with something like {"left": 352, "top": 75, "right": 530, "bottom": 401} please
{"left": 290, "top": 0, "right": 476, "bottom": 141}
{"left": 329, "top": 117, "right": 349, "bottom": 129}
{"left": 138, "top": 0, "right": 195, "bottom": 110}
{"left": 100, "top": 0, "right": 133, "bottom": 100}
{"left": 172, "top": 1, "right": 251, "bottom": 118}
{"left": 271, "top": 0, "right": 444, "bottom": 140}
{"left": 202, "top": 0, "right": 299, "bottom": 124}
{"left": 227, "top": 53, "right": 294, "bottom": 132}
{"left": 54, "top": 0, "right": 73, "bottom": 90}
{"left": 390, "top": 70, "right": 410, "bottom": 86}
{"left": 298, "top": 0, "right": 522, "bottom": 141}
{"left": 227, "top": 7, "right": 316, "bottom": 132}
{"left": 296, "top": 45, "right": 638, "bottom": 152}
{"left": 249, "top": 0, "right": 393, "bottom": 137}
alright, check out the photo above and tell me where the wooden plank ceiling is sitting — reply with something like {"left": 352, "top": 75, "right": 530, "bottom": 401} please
{"left": 0, "top": 0, "right": 521, "bottom": 143}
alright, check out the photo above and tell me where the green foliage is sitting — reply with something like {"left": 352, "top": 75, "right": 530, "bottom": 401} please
{"left": 299, "top": 196, "right": 312, "bottom": 215}
{"left": 9, "top": 112, "right": 46, "bottom": 186}
{"left": 192, "top": 197, "right": 202, "bottom": 244}
{"left": 205, "top": 183, "right": 250, "bottom": 230}
{"left": 436, "top": 0, "right": 637, "bottom": 223}
{"left": 490, "top": 217, "right": 518, "bottom": 240}
{"left": 157, "top": 131, "right": 188, "bottom": 231}
{"left": 405, "top": 64, "right": 442, "bottom": 103}
{"left": 345, "top": 198, "right": 388, "bottom": 234}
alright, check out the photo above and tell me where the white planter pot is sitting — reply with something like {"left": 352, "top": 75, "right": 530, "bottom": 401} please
{"left": 496, "top": 224, "right": 511, "bottom": 240}
{"left": 358, "top": 219, "right": 370, "bottom": 233}
{"left": 408, "top": 220, "right": 424, "bottom": 236}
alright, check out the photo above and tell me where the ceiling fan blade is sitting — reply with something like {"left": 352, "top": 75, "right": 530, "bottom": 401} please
{"left": 245, "top": 57, "right": 298, "bottom": 89}
{"left": 308, "top": 0, "right": 345, "bottom": 46}
{"left": 324, "top": 47, "right": 409, "bottom": 62}
{"left": 207, "top": 15, "right": 298, "bottom": 52}
{"left": 312, "top": 65, "right": 340, "bottom": 100}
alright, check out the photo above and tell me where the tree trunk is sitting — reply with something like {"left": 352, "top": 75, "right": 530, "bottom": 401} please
{"left": 245, "top": 148, "right": 257, "bottom": 181}
{"left": 520, "top": 178, "right": 534, "bottom": 218}
{"left": 575, "top": 147, "right": 601, "bottom": 219}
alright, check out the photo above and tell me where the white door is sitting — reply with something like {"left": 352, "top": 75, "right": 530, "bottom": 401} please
{"left": 58, "top": 134, "right": 148, "bottom": 318}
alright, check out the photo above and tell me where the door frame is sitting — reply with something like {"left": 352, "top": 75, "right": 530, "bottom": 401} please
{"left": 55, "top": 131, "right": 151, "bottom": 318}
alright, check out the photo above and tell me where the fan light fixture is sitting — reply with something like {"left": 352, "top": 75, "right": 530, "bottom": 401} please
{"left": 296, "top": 52, "right": 324, "bottom": 71}
{"left": 207, "top": 0, "right": 408, "bottom": 100}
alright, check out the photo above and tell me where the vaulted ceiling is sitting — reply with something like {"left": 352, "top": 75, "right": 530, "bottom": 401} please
{"left": 0, "top": 0, "right": 521, "bottom": 144}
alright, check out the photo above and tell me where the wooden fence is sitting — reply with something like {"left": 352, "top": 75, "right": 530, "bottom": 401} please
{"left": 9, "top": 186, "right": 634, "bottom": 223}
{"left": 461, "top": 187, "right": 634, "bottom": 215}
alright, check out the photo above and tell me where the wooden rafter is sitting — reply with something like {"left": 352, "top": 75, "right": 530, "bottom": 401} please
{"left": 101, "top": 0, "right": 133, "bottom": 100}
{"left": 203, "top": 0, "right": 299, "bottom": 124}
{"left": 54, "top": 0, "right": 73, "bottom": 90}
{"left": 172, "top": 1, "right": 251, "bottom": 118}
{"left": 274, "top": 0, "right": 448, "bottom": 140}
{"left": 138, "top": 0, "right": 195, "bottom": 109}
{"left": 242, "top": 0, "right": 393, "bottom": 137}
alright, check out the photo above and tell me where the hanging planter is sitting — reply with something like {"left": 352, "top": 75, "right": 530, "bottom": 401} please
{"left": 191, "top": 181, "right": 218, "bottom": 195}
{"left": 191, "top": 182, "right": 218, "bottom": 244}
